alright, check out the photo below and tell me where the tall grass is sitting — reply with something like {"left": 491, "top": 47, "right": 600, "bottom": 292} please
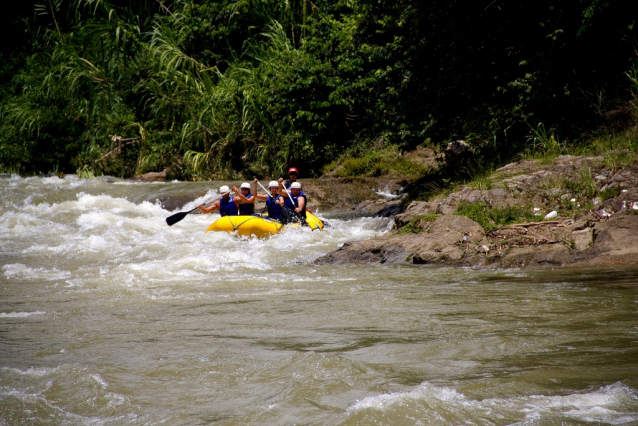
{"left": 142, "top": 19, "right": 305, "bottom": 178}
{"left": 524, "top": 123, "right": 565, "bottom": 160}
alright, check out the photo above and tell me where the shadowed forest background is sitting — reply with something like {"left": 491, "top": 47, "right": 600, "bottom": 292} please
{"left": 1, "top": 0, "right": 637, "bottom": 180}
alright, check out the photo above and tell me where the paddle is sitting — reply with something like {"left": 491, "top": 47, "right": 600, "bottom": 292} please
{"left": 257, "top": 182, "right": 288, "bottom": 220}
{"left": 262, "top": 180, "right": 323, "bottom": 228}
{"left": 281, "top": 182, "right": 297, "bottom": 208}
{"left": 267, "top": 181, "right": 326, "bottom": 228}
{"left": 256, "top": 180, "right": 301, "bottom": 224}
{"left": 256, "top": 181, "right": 271, "bottom": 195}
{"left": 276, "top": 181, "right": 301, "bottom": 219}
{"left": 165, "top": 192, "right": 230, "bottom": 226}
{"left": 257, "top": 182, "right": 284, "bottom": 206}
{"left": 274, "top": 181, "right": 306, "bottom": 224}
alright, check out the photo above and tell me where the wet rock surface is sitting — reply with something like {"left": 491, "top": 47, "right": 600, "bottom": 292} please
{"left": 302, "top": 177, "right": 405, "bottom": 214}
{"left": 316, "top": 156, "right": 638, "bottom": 268}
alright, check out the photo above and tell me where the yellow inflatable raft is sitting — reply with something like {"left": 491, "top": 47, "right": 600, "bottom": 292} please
{"left": 206, "top": 212, "right": 323, "bottom": 238}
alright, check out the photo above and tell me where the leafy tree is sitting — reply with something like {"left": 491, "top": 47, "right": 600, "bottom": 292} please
{"left": 1, "top": 0, "right": 637, "bottom": 178}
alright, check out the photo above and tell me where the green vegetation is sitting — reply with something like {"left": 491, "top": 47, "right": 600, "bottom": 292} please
{"left": 576, "top": 168, "right": 597, "bottom": 200}
{"left": 1, "top": 1, "right": 637, "bottom": 180}
{"left": 590, "top": 129, "right": 638, "bottom": 173}
{"left": 600, "top": 186, "right": 621, "bottom": 202}
{"left": 397, "top": 214, "right": 438, "bottom": 235}
{"left": 324, "top": 145, "right": 431, "bottom": 179}
{"left": 455, "top": 202, "right": 537, "bottom": 232}
{"left": 524, "top": 123, "right": 565, "bottom": 161}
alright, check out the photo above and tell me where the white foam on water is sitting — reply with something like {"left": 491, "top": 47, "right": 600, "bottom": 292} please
{"left": 91, "top": 374, "right": 109, "bottom": 388}
{"left": 118, "top": 258, "right": 220, "bottom": 283}
{"left": 22, "top": 242, "right": 76, "bottom": 255}
{"left": 177, "top": 189, "right": 225, "bottom": 213}
{"left": 1, "top": 176, "right": 392, "bottom": 295}
{"left": 2, "top": 263, "right": 72, "bottom": 281}
{"left": 12, "top": 173, "right": 91, "bottom": 191}
{"left": 0, "top": 366, "right": 59, "bottom": 376}
{"left": 0, "top": 311, "right": 46, "bottom": 318}
{"left": 0, "top": 211, "right": 43, "bottom": 233}
{"left": 73, "top": 193, "right": 161, "bottom": 220}
{"left": 373, "top": 184, "right": 401, "bottom": 200}
{"left": 81, "top": 235, "right": 111, "bottom": 251}
{"left": 347, "top": 381, "right": 638, "bottom": 424}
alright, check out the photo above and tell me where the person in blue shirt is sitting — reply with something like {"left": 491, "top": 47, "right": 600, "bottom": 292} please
{"left": 278, "top": 178, "right": 306, "bottom": 221}
{"left": 232, "top": 182, "right": 256, "bottom": 215}
{"left": 198, "top": 185, "right": 239, "bottom": 216}
{"left": 253, "top": 179, "right": 285, "bottom": 221}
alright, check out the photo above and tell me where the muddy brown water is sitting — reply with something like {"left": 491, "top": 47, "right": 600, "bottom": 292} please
{"left": 1, "top": 175, "right": 638, "bottom": 425}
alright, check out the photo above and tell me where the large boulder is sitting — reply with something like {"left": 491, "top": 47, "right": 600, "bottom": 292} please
{"left": 575, "top": 212, "right": 638, "bottom": 267}
{"left": 316, "top": 214, "right": 485, "bottom": 266}
{"left": 444, "top": 140, "right": 470, "bottom": 167}
{"left": 394, "top": 201, "right": 438, "bottom": 227}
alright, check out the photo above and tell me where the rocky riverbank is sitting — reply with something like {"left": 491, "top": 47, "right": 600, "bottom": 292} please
{"left": 315, "top": 155, "right": 638, "bottom": 268}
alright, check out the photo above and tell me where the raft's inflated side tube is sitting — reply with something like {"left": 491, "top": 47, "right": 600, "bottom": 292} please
{"left": 206, "top": 212, "right": 324, "bottom": 238}
{"left": 304, "top": 212, "right": 323, "bottom": 230}
{"left": 274, "top": 211, "right": 324, "bottom": 231}
{"left": 206, "top": 216, "right": 284, "bottom": 238}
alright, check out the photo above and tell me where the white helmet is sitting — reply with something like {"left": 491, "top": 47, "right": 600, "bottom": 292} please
{"left": 269, "top": 181, "right": 278, "bottom": 188}
{"left": 290, "top": 182, "right": 301, "bottom": 189}
{"left": 219, "top": 185, "right": 230, "bottom": 194}
{"left": 240, "top": 182, "right": 251, "bottom": 189}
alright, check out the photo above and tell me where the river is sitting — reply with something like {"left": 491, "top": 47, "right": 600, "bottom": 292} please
{"left": 1, "top": 174, "right": 638, "bottom": 425}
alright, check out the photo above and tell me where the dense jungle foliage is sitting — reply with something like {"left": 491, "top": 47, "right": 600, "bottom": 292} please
{"left": 1, "top": 0, "right": 637, "bottom": 179}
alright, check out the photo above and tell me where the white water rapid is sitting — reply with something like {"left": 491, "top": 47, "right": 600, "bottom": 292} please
{"left": 2, "top": 175, "right": 638, "bottom": 425}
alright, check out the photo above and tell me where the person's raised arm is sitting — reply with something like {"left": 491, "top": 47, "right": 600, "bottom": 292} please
{"left": 277, "top": 178, "right": 289, "bottom": 197}
{"left": 231, "top": 186, "right": 246, "bottom": 203}
{"left": 254, "top": 178, "right": 268, "bottom": 201}
{"left": 199, "top": 200, "right": 220, "bottom": 214}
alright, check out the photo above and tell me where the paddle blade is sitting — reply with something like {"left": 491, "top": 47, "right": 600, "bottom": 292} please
{"left": 165, "top": 211, "right": 189, "bottom": 226}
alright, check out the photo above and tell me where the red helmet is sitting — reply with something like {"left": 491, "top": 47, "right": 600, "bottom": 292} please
{"left": 288, "top": 167, "right": 298, "bottom": 174}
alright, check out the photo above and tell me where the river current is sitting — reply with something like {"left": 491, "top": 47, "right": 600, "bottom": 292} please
{"left": 1, "top": 174, "right": 638, "bottom": 425}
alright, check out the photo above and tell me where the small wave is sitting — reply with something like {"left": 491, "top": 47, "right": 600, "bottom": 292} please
{"left": 92, "top": 374, "right": 109, "bottom": 388}
{"left": 175, "top": 189, "right": 227, "bottom": 213}
{"left": 0, "top": 311, "right": 46, "bottom": 318}
{"left": 0, "top": 387, "right": 134, "bottom": 425}
{"left": 2, "top": 264, "right": 72, "bottom": 281}
{"left": 1, "top": 366, "right": 58, "bottom": 376}
{"left": 21, "top": 173, "right": 86, "bottom": 190}
{"left": 347, "top": 381, "right": 638, "bottom": 424}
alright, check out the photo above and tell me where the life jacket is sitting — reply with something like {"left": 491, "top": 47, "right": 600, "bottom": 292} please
{"left": 266, "top": 194, "right": 284, "bottom": 219}
{"left": 219, "top": 196, "right": 238, "bottom": 217}
{"left": 284, "top": 191, "right": 307, "bottom": 219}
{"left": 238, "top": 192, "right": 254, "bottom": 215}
